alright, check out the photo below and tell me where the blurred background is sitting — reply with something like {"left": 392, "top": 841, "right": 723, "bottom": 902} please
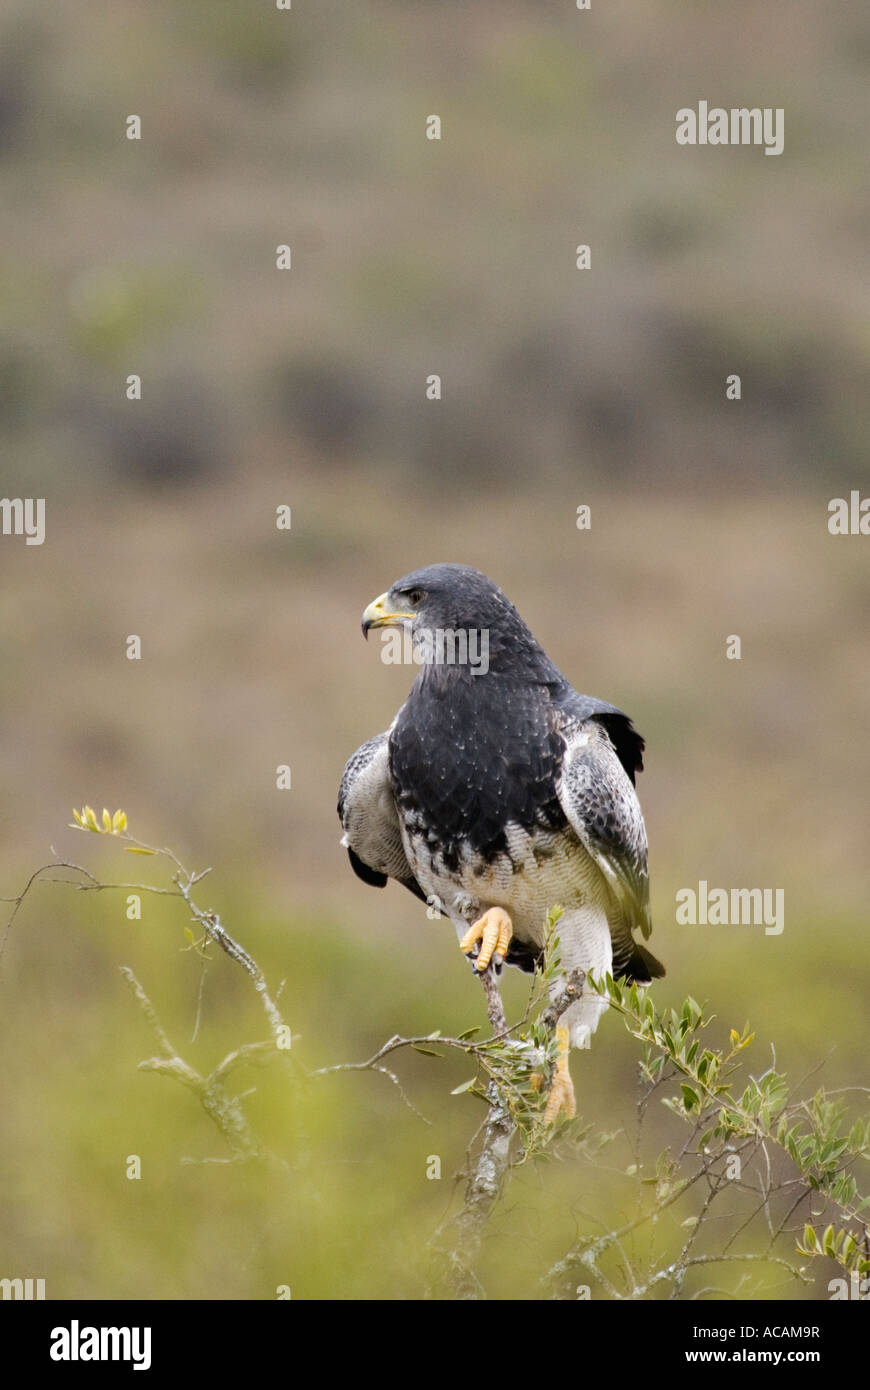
{"left": 0, "top": 0, "right": 868, "bottom": 1300}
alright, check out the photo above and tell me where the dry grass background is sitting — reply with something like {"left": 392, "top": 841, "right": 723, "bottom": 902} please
{"left": 0, "top": 0, "right": 868, "bottom": 1299}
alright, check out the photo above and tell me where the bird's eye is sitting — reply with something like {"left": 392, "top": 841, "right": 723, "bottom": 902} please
{"left": 406, "top": 589, "right": 424, "bottom": 605}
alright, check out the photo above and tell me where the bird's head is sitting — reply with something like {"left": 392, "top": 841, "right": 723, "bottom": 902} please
{"left": 362, "top": 563, "right": 509, "bottom": 637}
{"left": 361, "top": 563, "right": 561, "bottom": 683}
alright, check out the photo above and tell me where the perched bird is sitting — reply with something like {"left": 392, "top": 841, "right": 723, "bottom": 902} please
{"left": 338, "top": 563, "right": 664, "bottom": 1119}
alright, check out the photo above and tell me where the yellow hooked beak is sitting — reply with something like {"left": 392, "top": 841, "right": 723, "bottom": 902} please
{"left": 361, "top": 591, "right": 416, "bottom": 638}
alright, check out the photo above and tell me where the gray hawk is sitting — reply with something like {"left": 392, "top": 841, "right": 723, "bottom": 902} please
{"left": 338, "top": 563, "right": 664, "bottom": 1119}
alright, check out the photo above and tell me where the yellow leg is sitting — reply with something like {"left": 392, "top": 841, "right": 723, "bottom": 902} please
{"left": 543, "top": 1025, "right": 576, "bottom": 1123}
{"left": 459, "top": 907, "right": 513, "bottom": 973}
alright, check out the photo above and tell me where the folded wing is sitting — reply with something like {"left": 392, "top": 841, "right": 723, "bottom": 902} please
{"left": 338, "top": 732, "right": 426, "bottom": 903}
{"left": 556, "top": 714, "right": 664, "bottom": 982}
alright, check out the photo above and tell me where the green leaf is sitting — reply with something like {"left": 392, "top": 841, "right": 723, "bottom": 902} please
{"left": 680, "top": 1084, "right": 700, "bottom": 1112}
{"left": 456, "top": 1025, "right": 481, "bottom": 1042}
{"left": 411, "top": 1045, "right": 442, "bottom": 1057}
{"left": 450, "top": 1078, "right": 476, "bottom": 1095}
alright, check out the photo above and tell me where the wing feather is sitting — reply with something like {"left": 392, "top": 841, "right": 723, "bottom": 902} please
{"left": 338, "top": 732, "right": 425, "bottom": 902}
{"left": 556, "top": 715, "right": 663, "bottom": 979}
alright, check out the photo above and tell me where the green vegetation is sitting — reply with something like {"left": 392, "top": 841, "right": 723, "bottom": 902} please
{"left": 4, "top": 829, "right": 866, "bottom": 1299}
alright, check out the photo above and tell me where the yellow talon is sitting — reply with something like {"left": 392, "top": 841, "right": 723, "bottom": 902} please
{"left": 542, "top": 1025, "right": 576, "bottom": 1123}
{"left": 459, "top": 906, "right": 513, "bottom": 973}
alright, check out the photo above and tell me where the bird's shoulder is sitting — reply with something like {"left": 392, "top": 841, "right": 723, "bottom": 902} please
{"left": 553, "top": 688, "right": 645, "bottom": 786}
